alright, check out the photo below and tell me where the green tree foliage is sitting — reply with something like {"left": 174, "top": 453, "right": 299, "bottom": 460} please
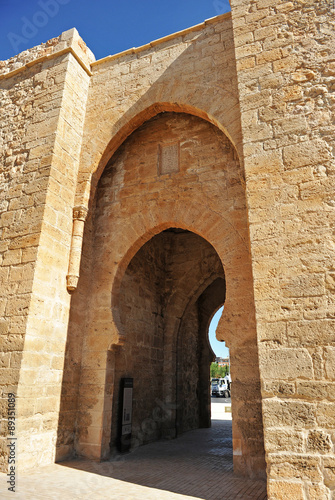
{"left": 210, "top": 362, "right": 229, "bottom": 378}
{"left": 210, "top": 362, "right": 217, "bottom": 378}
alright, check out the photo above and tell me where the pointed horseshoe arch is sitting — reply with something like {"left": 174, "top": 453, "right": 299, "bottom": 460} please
{"left": 59, "top": 109, "right": 265, "bottom": 479}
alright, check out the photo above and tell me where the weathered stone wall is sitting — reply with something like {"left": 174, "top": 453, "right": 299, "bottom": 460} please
{"left": 0, "top": 29, "right": 94, "bottom": 470}
{"left": 112, "top": 234, "right": 166, "bottom": 449}
{"left": 229, "top": 0, "right": 335, "bottom": 497}
{"left": 179, "top": 303, "right": 200, "bottom": 434}
{"left": 197, "top": 278, "right": 227, "bottom": 429}
{"left": 73, "top": 12, "right": 242, "bottom": 210}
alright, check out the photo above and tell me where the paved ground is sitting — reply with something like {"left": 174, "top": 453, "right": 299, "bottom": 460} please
{"left": 211, "top": 397, "right": 232, "bottom": 421}
{"left": 211, "top": 397, "right": 232, "bottom": 404}
{"left": 0, "top": 410, "right": 267, "bottom": 500}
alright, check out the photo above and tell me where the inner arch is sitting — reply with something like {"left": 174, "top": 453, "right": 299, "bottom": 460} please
{"left": 111, "top": 228, "right": 226, "bottom": 448}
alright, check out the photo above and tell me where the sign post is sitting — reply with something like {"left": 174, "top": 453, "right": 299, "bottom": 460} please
{"left": 118, "top": 377, "right": 133, "bottom": 452}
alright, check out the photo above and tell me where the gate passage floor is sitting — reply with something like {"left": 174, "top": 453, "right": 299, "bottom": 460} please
{"left": 0, "top": 420, "right": 267, "bottom": 500}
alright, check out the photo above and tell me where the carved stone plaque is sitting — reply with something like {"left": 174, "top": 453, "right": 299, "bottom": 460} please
{"left": 159, "top": 143, "right": 179, "bottom": 175}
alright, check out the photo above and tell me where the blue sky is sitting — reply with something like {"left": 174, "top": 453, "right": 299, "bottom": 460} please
{"left": 208, "top": 307, "right": 229, "bottom": 358}
{"left": 0, "top": 0, "right": 231, "bottom": 61}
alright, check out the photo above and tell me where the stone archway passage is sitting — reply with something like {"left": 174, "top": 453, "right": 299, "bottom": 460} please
{"left": 57, "top": 111, "right": 265, "bottom": 479}
{"left": 111, "top": 228, "right": 225, "bottom": 450}
{"left": 2, "top": 8, "right": 333, "bottom": 494}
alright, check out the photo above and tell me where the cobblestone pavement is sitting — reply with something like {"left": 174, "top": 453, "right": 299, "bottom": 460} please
{"left": 0, "top": 420, "right": 267, "bottom": 500}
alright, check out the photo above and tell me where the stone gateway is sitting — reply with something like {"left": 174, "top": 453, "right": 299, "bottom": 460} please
{"left": 0, "top": 1, "right": 334, "bottom": 498}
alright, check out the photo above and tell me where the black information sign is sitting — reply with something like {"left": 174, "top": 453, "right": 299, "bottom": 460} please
{"left": 117, "top": 377, "right": 133, "bottom": 452}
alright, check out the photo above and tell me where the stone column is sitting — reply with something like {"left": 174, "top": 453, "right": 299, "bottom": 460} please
{"left": 67, "top": 206, "right": 88, "bottom": 291}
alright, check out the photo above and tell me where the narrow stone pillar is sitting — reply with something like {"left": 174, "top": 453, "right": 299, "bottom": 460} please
{"left": 66, "top": 206, "right": 88, "bottom": 291}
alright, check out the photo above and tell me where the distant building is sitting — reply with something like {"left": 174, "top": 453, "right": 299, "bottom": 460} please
{"left": 215, "top": 357, "right": 229, "bottom": 367}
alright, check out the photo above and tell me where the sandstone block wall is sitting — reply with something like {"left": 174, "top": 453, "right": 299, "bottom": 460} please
{"left": 0, "top": 3, "right": 334, "bottom": 497}
{"left": 0, "top": 28, "right": 94, "bottom": 470}
{"left": 229, "top": 0, "right": 335, "bottom": 497}
{"left": 73, "top": 12, "right": 242, "bottom": 210}
{"left": 113, "top": 233, "right": 167, "bottom": 449}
